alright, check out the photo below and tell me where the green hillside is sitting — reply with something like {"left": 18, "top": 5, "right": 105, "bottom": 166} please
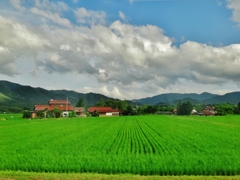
{"left": 0, "top": 81, "right": 116, "bottom": 112}
{"left": 1, "top": 80, "right": 240, "bottom": 113}
{"left": 0, "top": 93, "right": 11, "bottom": 101}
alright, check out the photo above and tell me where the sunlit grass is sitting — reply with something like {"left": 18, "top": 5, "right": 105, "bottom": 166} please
{"left": 0, "top": 115, "right": 240, "bottom": 175}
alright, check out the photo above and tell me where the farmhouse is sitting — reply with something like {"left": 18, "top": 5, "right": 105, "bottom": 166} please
{"left": 202, "top": 106, "right": 216, "bottom": 116}
{"left": 88, "top": 107, "right": 121, "bottom": 117}
{"left": 191, "top": 108, "right": 198, "bottom": 115}
{"left": 32, "top": 99, "right": 85, "bottom": 118}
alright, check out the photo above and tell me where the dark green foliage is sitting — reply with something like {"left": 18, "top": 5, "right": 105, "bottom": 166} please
{"left": 37, "top": 111, "right": 45, "bottom": 119}
{"left": 46, "top": 111, "right": 55, "bottom": 118}
{"left": 0, "top": 106, "right": 23, "bottom": 113}
{"left": 69, "top": 111, "right": 77, "bottom": 117}
{"left": 76, "top": 98, "right": 85, "bottom": 107}
{"left": 86, "top": 111, "right": 90, "bottom": 117}
{"left": 124, "top": 104, "right": 135, "bottom": 115}
{"left": 237, "top": 102, "right": 240, "bottom": 114}
{"left": 215, "top": 103, "right": 235, "bottom": 116}
{"left": 92, "top": 110, "right": 99, "bottom": 117}
{"left": 95, "top": 99, "right": 129, "bottom": 112}
{"left": 95, "top": 99, "right": 106, "bottom": 107}
{"left": 177, "top": 101, "right": 193, "bottom": 115}
{"left": 22, "top": 110, "right": 31, "bottom": 118}
{"left": 53, "top": 108, "right": 61, "bottom": 118}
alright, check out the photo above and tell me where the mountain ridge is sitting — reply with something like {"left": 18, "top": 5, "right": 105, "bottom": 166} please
{"left": 0, "top": 80, "right": 116, "bottom": 110}
{"left": 1, "top": 80, "right": 240, "bottom": 112}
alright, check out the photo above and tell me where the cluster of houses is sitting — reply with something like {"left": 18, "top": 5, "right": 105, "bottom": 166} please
{"left": 31, "top": 99, "right": 122, "bottom": 118}
{"left": 191, "top": 106, "right": 217, "bottom": 116}
{"left": 31, "top": 99, "right": 217, "bottom": 118}
{"left": 173, "top": 106, "right": 217, "bottom": 116}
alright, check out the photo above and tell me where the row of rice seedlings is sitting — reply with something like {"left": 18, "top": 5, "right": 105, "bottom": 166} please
{"left": 136, "top": 119, "right": 182, "bottom": 175}
{"left": 1, "top": 115, "right": 240, "bottom": 175}
{"left": 138, "top": 117, "right": 207, "bottom": 175}
{"left": 173, "top": 117, "right": 239, "bottom": 175}
{"left": 157, "top": 116, "right": 240, "bottom": 175}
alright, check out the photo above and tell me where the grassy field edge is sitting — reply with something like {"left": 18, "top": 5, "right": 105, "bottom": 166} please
{"left": 1, "top": 171, "right": 240, "bottom": 180}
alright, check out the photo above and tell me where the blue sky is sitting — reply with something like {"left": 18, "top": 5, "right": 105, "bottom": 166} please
{"left": 0, "top": 0, "right": 240, "bottom": 99}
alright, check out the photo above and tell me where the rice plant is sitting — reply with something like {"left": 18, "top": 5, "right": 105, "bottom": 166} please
{"left": 0, "top": 115, "right": 240, "bottom": 175}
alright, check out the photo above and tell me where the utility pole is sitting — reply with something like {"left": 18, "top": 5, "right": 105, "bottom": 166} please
{"left": 66, "top": 97, "right": 68, "bottom": 117}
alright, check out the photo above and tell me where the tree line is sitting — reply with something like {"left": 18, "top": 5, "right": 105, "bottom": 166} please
{"left": 5, "top": 97, "right": 240, "bottom": 118}
{"left": 91, "top": 99, "right": 240, "bottom": 116}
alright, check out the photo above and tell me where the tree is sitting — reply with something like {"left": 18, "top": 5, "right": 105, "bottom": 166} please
{"left": 22, "top": 110, "right": 31, "bottom": 119}
{"left": 53, "top": 107, "right": 61, "bottom": 118}
{"left": 76, "top": 98, "right": 85, "bottom": 107}
{"left": 69, "top": 110, "right": 77, "bottom": 117}
{"left": 95, "top": 99, "right": 106, "bottom": 107}
{"left": 177, "top": 101, "right": 193, "bottom": 115}
{"left": 92, "top": 110, "right": 99, "bottom": 117}
{"left": 237, "top": 102, "right": 240, "bottom": 114}
{"left": 215, "top": 103, "right": 234, "bottom": 116}
{"left": 125, "top": 104, "right": 134, "bottom": 115}
{"left": 37, "top": 110, "right": 45, "bottom": 119}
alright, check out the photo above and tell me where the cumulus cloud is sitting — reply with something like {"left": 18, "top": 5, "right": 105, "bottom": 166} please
{"left": 35, "top": 0, "right": 69, "bottom": 13}
{"left": 81, "top": 86, "right": 124, "bottom": 99}
{"left": 31, "top": 7, "right": 72, "bottom": 28}
{"left": 0, "top": 15, "right": 49, "bottom": 76}
{"left": 75, "top": 7, "right": 106, "bottom": 26}
{"left": 119, "top": 11, "right": 126, "bottom": 21}
{"left": 226, "top": 0, "right": 240, "bottom": 25}
{"left": 1, "top": 0, "right": 240, "bottom": 99}
{"left": 10, "top": 0, "right": 25, "bottom": 11}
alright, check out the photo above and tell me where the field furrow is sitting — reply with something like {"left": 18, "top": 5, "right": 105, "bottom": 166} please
{"left": 0, "top": 115, "right": 240, "bottom": 175}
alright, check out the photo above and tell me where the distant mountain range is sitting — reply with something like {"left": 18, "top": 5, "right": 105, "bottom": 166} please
{"left": 0, "top": 80, "right": 116, "bottom": 110}
{"left": 133, "top": 91, "right": 240, "bottom": 105}
{"left": 0, "top": 80, "right": 240, "bottom": 111}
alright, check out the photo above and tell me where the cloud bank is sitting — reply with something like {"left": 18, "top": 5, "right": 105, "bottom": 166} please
{"left": 0, "top": 0, "right": 240, "bottom": 99}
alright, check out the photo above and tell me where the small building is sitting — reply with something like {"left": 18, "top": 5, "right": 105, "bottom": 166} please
{"left": 202, "top": 106, "right": 216, "bottom": 116}
{"left": 173, "top": 109, "right": 177, "bottom": 114}
{"left": 31, "top": 99, "right": 85, "bottom": 118}
{"left": 191, "top": 108, "right": 198, "bottom": 115}
{"left": 88, "top": 107, "right": 121, "bottom": 117}
{"left": 74, "top": 107, "right": 86, "bottom": 117}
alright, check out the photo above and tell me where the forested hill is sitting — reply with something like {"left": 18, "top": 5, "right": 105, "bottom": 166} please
{"left": 0, "top": 80, "right": 116, "bottom": 112}
{"left": 1, "top": 80, "right": 240, "bottom": 113}
{"left": 132, "top": 92, "right": 218, "bottom": 105}
{"left": 132, "top": 92, "right": 240, "bottom": 105}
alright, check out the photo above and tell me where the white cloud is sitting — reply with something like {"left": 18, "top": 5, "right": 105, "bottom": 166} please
{"left": 0, "top": 15, "right": 49, "bottom": 76}
{"left": 10, "top": 0, "right": 25, "bottom": 11}
{"left": 226, "top": 0, "right": 240, "bottom": 25}
{"left": 35, "top": 0, "right": 69, "bottom": 13}
{"left": 30, "top": 7, "right": 72, "bottom": 28}
{"left": 81, "top": 86, "right": 124, "bottom": 99}
{"left": 119, "top": 11, "right": 126, "bottom": 21}
{"left": 75, "top": 7, "right": 106, "bottom": 26}
{"left": 1, "top": 0, "right": 240, "bottom": 99}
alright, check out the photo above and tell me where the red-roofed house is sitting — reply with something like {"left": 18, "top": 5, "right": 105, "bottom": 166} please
{"left": 202, "top": 106, "right": 216, "bottom": 116}
{"left": 88, "top": 107, "right": 121, "bottom": 117}
{"left": 32, "top": 99, "right": 85, "bottom": 118}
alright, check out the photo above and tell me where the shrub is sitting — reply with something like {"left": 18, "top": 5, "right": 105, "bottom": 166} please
{"left": 22, "top": 110, "right": 31, "bottom": 119}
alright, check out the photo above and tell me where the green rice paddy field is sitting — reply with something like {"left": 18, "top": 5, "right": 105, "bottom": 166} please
{"left": 0, "top": 114, "right": 240, "bottom": 178}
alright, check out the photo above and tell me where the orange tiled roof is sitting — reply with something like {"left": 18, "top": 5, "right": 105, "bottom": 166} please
{"left": 88, "top": 107, "right": 120, "bottom": 113}
{"left": 34, "top": 105, "right": 49, "bottom": 111}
